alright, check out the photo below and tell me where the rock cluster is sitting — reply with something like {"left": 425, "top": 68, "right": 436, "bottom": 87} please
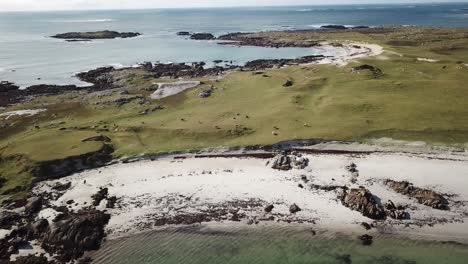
{"left": 218, "top": 32, "right": 321, "bottom": 48}
{"left": 341, "top": 187, "right": 386, "bottom": 220}
{"left": 42, "top": 210, "right": 111, "bottom": 261}
{"left": 385, "top": 180, "right": 449, "bottom": 210}
{"left": 384, "top": 200, "right": 409, "bottom": 220}
{"left": 243, "top": 55, "right": 326, "bottom": 71}
{"left": 270, "top": 152, "right": 309, "bottom": 171}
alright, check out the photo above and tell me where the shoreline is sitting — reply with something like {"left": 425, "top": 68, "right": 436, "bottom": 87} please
{"left": 31, "top": 142, "right": 468, "bottom": 242}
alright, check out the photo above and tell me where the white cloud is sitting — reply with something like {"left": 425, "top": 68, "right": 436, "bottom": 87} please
{"left": 0, "top": 0, "right": 461, "bottom": 11}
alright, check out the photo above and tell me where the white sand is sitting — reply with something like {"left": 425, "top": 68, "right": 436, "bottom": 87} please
{"left": 417, "top": 58, "right": 439, "bottom": 63}
{"left": 317, "top": 42, "right": 383, "bottom": 66}
{"left": 150, "top": 81, "right": 201, "bottom": 99}
{"left": 0, "top": 109, "right": 47, "bottom": 120}
{"left": 34, "top": 145, "right": 468, "bottom": 242}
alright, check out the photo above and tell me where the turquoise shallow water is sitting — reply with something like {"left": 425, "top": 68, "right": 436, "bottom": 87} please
{"left": 1, "top": 3, "right": 468, "bottom": 87}
{"left": 92, "top": 225, "right": 468, "bottom": 264}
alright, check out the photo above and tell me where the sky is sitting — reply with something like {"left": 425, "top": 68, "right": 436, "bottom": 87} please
{"left": 0, "top": 0, "right": 464, "bottom": 11}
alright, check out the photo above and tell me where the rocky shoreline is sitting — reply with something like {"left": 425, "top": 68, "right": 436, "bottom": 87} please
{"left": 2, "top": 142, "right": 467, "bottom": 263}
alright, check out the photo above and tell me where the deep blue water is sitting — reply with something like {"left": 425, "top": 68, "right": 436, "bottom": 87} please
{"left": 0, "top": 3, "right": 467, "bottom": 87}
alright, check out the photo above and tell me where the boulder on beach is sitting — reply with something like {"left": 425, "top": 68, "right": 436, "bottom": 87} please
{"left": 270, "top": 152, "right": 309, "bottom": 171}
{"left": 341, "top": 187, "right": 386, "bottom": 220}
{"left": 289, "top": 203, "right": 301, "bottom": 214}
{"left": 385, "top": 180, "right": 449, "bottom": 210}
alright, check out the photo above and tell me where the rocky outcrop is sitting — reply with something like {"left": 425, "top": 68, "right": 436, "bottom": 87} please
{"left": 0, "top": 211, "right": 21, "bottom": 229}
{"left": 283, "top": 80, "right": 293, "bottom": 87}
{"left": 384, "top": 200, "right": 409, "bottom": 220}
{"left": 385, "top": 180, "right": 449, "bottom": 210}
{"left": 341, "top": 187, "right": 386, "bottom": 220}
{"left": 76, "top": 66, "right": 115, "bottom": 89}
{"left": 218, "top": 32, "right": 321, "bottom": 48}
{"left": 32, "top": 144, "right": 114, "bottom": 180}
{"left": 190, "top": 33, "right": 215, "bottom": 40}
{"left": 264, "top": 204, "right": 274, "bottom": 213}
{"left": 11, "top": 255, "right": 50, "bottom": 264}
{"left": 244, "top": 55, "right": 326, "bottom": 71}
{"left": 42, "top": 210, "right": 110, "bottom": 261}
{"left": 51, "top": 31, "right": 141, "bottom": 40}
{"left": 270, "top": 152, "right": 309, "bottom": 171}
{"left": 289, "top": 203, "right": 302, "bottom": 214}
{"left": 91, "top": 188, "right": 109, "bottom": 206}
{"left": 0, "top": 81, "right": 19, "bottom": 93}
{"left": 24, "top": 197, "right": 42, "bottom": 216}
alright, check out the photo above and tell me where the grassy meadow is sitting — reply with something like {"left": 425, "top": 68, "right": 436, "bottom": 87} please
{"left": 1, "top": 26, "right": 468, "bottom": 200}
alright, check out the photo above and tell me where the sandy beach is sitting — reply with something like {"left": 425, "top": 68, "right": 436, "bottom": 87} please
{"left": 31, "top": 142, "right": 468, "bottom": 244}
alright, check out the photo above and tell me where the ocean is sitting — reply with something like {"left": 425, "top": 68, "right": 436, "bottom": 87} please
{"left": 91, "top": 225, "right": 468, "bottom": 264}
{"left": 0, "top": 3, "right": 468, "bottom": 87}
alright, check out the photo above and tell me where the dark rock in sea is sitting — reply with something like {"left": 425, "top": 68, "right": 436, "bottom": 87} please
{"left": 91, "top": 187, "right": 109, "bottom": 206}
{"left": 0, "top": 211, "right": 21, "bottom": 229}
{"left": 359, "top": 234, "right": 373, "bottom": 246}
{"left": 213, "top": 60, "right": 223, "bottom": 64}
{"left": 10, "top": 255, "right": 50, "bottom": 264}
{"left": 283, "top": 80, "right": 294, "bottom": 87}
{"left": 361, "top": 222, "right": 372, "bottom": 230}
{"left": 190, "top": 33, "right": 215, "bottom": 40}
{"left": 51, "top": 30, "right": 141, "bottom": 40}
{"left": 321, "top": 25, "right": 348, "bottom": 30}
{"left": 289, "top": 203, "right": 302, "bottom": 214}
{"left": 264, "top": 204, "right": 275, "bottom": 213}
{"left": 335, "top": 254, "right": 352, "bottom": 264}
{"left": 42, "top": 209, "right": 110, "bottom": 261}
{"left": 385, "top": 180, "right": 449, "bottom": 210}
{"left": 177, "top": 31, "right": 191, "bottom": 36}
{"left": 341, "top": 187, "right": 386, "bottom": 220}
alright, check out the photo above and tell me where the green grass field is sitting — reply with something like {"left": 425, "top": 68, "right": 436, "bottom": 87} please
{"left": 1, "top": 26, "right": 468, "bottom": 200}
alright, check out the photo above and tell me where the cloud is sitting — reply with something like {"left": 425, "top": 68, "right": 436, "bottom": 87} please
{"left": 0, "top": 0, "right": 460, "bottom": 11}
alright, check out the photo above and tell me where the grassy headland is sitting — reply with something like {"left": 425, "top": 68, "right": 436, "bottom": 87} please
{"left": 1, "top": 26, "right": 468, "bottom": 200}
